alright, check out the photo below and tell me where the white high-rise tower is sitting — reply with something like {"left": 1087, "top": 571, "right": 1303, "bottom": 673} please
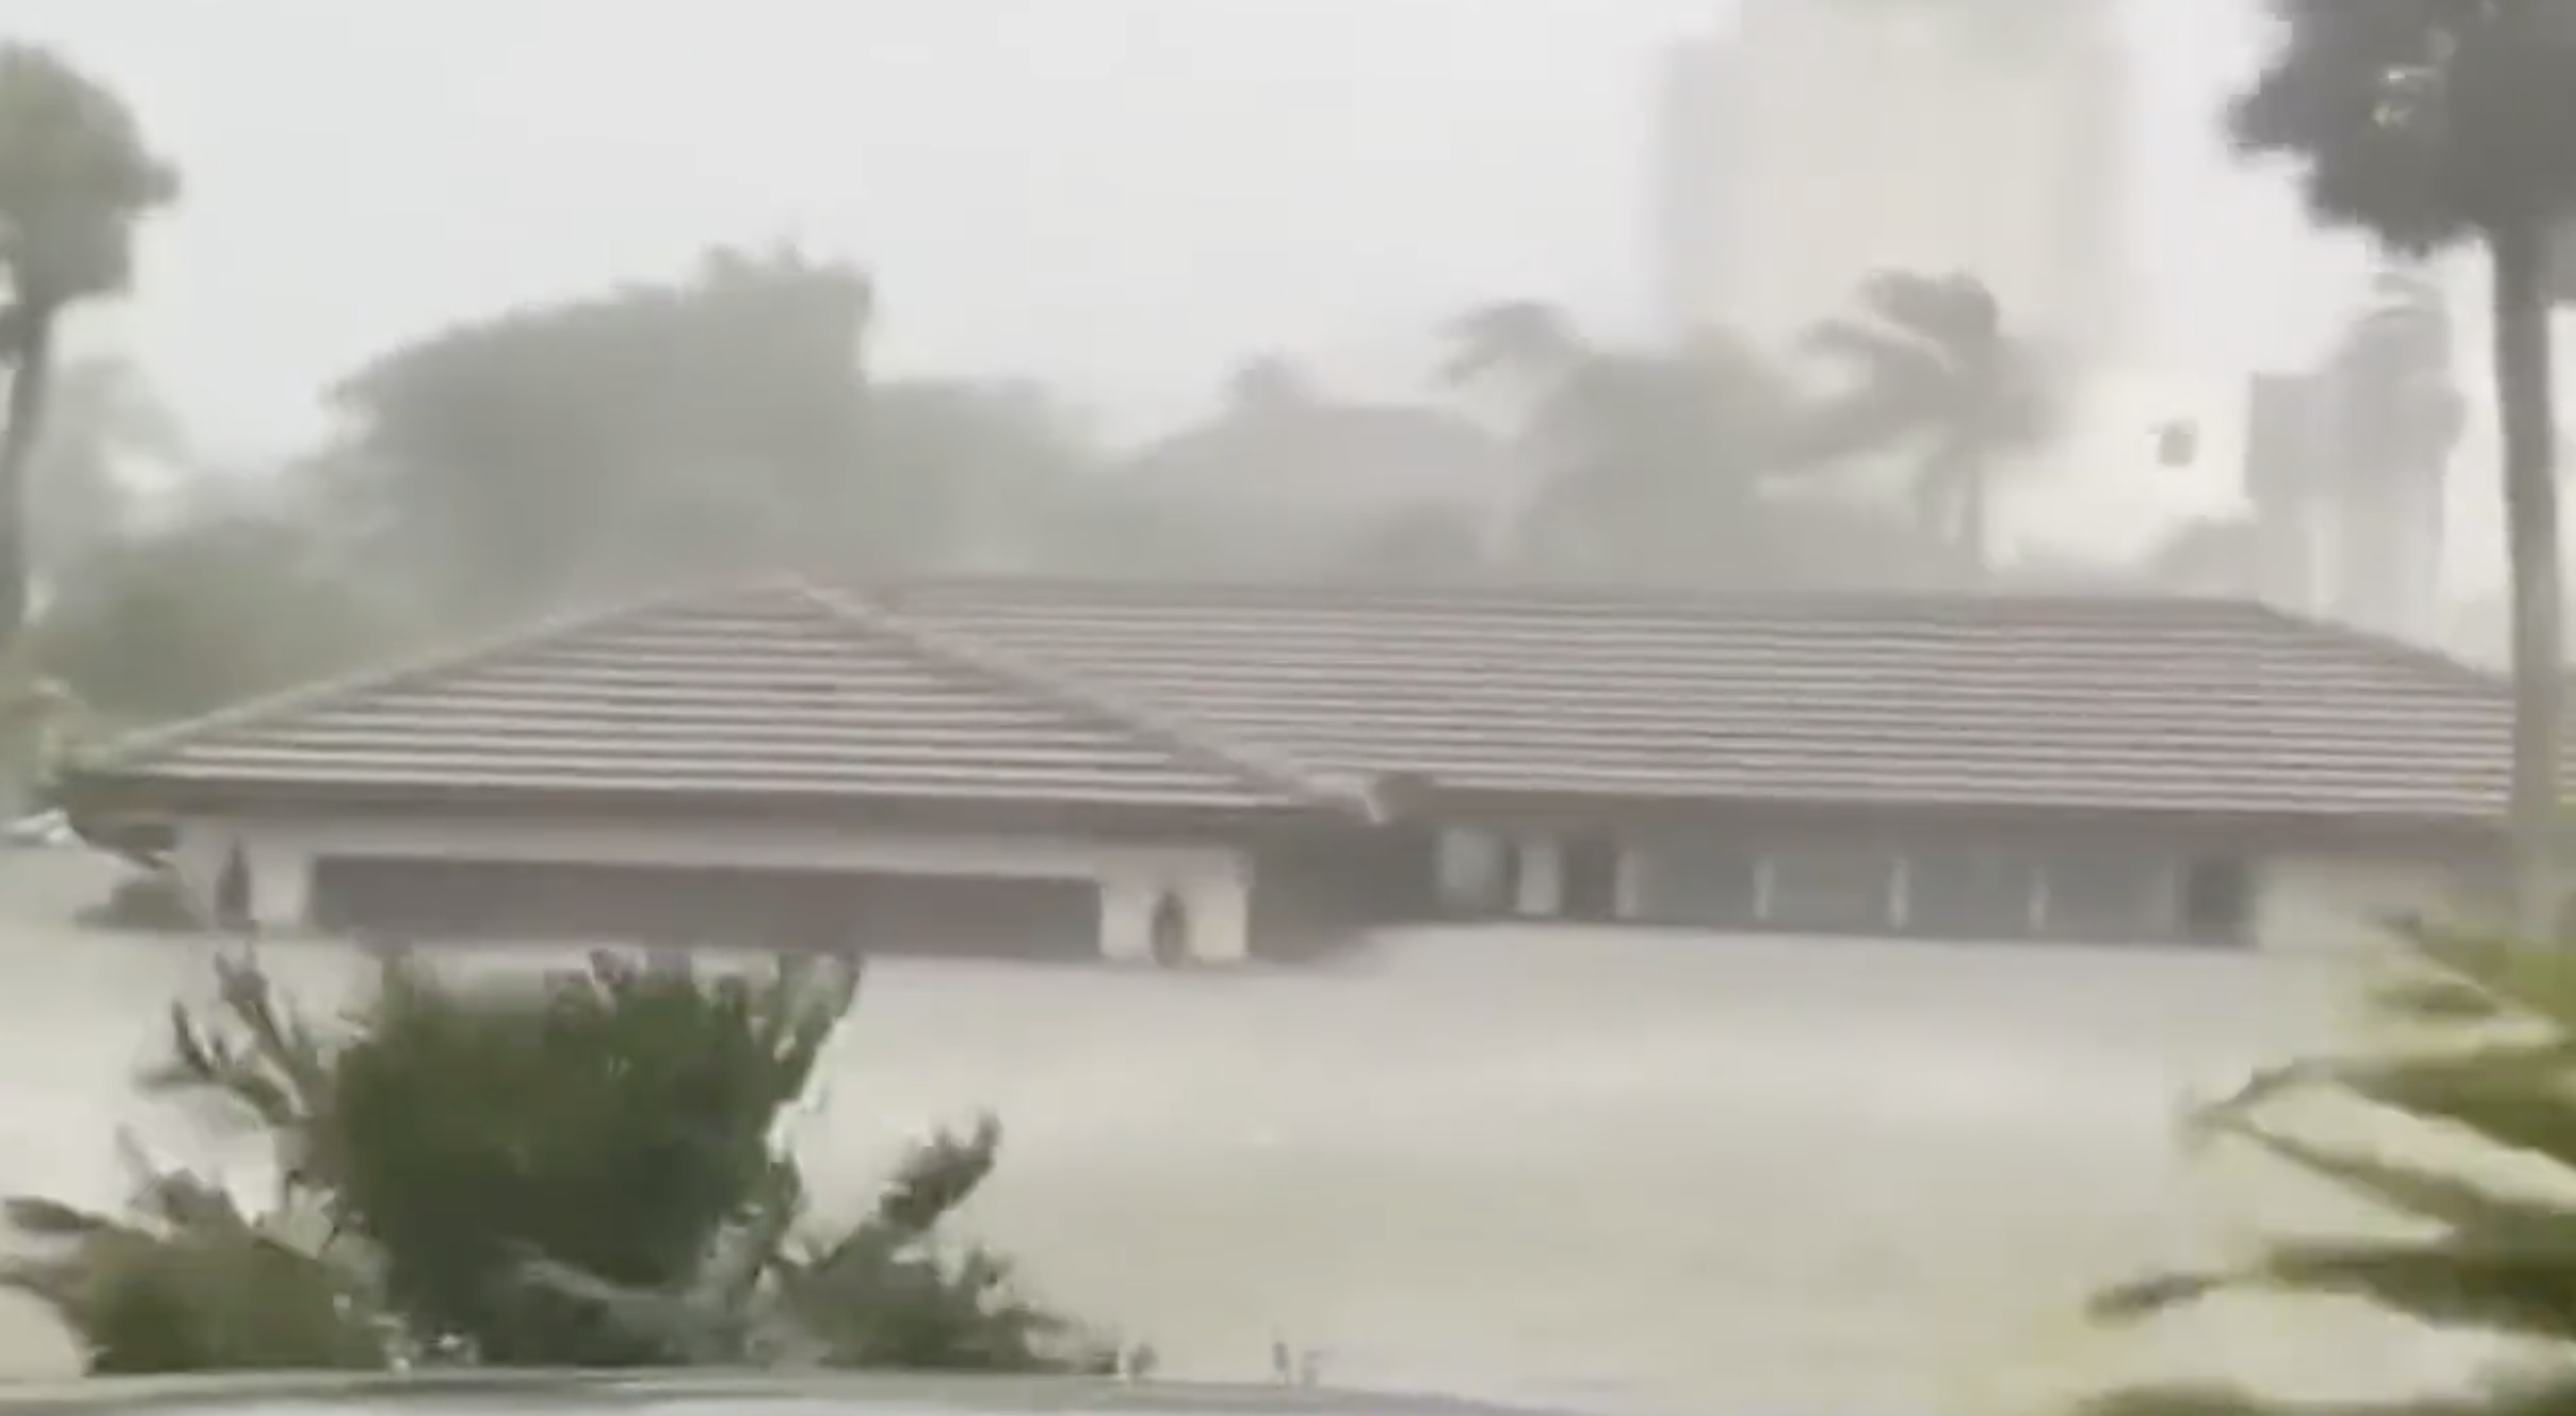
{"left": 1653, "top": 0, "right": 2129, "bottom": 359}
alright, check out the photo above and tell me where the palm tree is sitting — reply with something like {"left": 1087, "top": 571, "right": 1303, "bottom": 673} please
{"left": 2078, "top": 921, "right": 2576, "bottom": 1416}
{"left": 0, "top": 46, "right": 177, "bottom": 651}
{"left": 1798, "top": 270, "right": 2053, "bottom": 577}
{"left": 1441, "top": 301, "right": 1835, "bottom": 584}
{"left": 2228, "top": 0, "right": 2576, "bottom": 935}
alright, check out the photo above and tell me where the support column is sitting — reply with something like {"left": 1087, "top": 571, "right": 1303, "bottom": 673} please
{"left": 1181, "top": 858, "right": 1251, "bottom": 965}
{"left": 1434, "top": 827, "right": 1509, "bottom": 913}
{"left": 1511, "top": 836, "right": 1563, "bottom": 918}
{"left": 1097, "top": 876, "right": 1158, "bottom": 963}
{"left": 1612, "top": 846, "right": 1645, "bottom": 922}
{"left": 242, "top": 842, "right": 313, "bottom": 935}
{"left": 168, "top": 827, "right": 230, "bottom": 924}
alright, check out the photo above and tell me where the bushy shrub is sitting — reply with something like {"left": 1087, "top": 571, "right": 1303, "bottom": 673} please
{"left": 4, "top": 946, "right": 1129, "bottom": 1375}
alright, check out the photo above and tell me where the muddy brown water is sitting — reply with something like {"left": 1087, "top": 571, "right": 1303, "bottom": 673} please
{"left": 0, "top": 855, "right": 2512, "bottom": 1412}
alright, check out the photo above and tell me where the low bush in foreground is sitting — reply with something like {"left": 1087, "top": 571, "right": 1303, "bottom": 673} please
{"left": 2, "top": 947, "right": 1129, "bottom": 1375}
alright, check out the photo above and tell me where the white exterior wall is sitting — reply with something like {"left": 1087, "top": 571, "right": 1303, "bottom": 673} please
{"left": 166, "top": 813, "right": 1254, "bottom": 965}
{"left": 1509, "top": 836, "right": 1565, "bottom": 918}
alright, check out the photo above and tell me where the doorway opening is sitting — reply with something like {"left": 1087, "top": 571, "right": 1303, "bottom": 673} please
{"left": 1149, "top": 891, "right": 1191, "bottom": 968}
{"left": 1559, "top": 835, "right": 1621, "bottom": 921}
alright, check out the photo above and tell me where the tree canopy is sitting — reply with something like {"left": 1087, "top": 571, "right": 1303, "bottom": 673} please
{"left": 1799, "top": 271, "right": 2053, "bottom": 576}
{"left": 1441, "top": 298, "right": 1980, "bottom": 589}
{"left": 329, "top": 249, "right": 883, "bottom": 625}
{"left": 2231, "top": 0, "right": 2576, "bottom": 250}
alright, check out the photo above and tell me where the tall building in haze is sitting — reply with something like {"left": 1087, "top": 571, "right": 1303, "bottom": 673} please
{"left": 1653, "top": 0, "right": 2129, "bottom": 358}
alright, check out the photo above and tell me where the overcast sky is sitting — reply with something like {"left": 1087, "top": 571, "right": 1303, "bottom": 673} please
{"left": 8, "top": 0, "right": 2368, "bottom": 465}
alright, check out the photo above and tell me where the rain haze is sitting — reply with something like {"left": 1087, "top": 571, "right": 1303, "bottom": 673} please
{"left": 0, "top": 3, "right": 2553, "bottom": 1415}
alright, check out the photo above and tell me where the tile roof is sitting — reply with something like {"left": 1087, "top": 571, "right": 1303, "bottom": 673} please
{"left": 77, "top": 581, "right": 1352, "bottom": 813}
{"left": 81, "top": 574, "right": 2533, "bottom": 825}
{"left": 880, "top": 578, "right": 2524, "bottom": 822}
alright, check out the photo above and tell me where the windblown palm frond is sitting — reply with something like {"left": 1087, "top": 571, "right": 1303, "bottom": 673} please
{"left": 0, "top": 1134, "right": 387, "bottom": 1373}
{"left": 136, "top": 949, "right": 343, "bottom": 1203}
{"left": 2081, "top": 919, "right": 2576, "bottom": 1413}
{"left": 1441, "top": 301, "right": 1585, "bottom": 390}
{"left": 1792, "top": 269, "right": 2055, "bottom": 571}
{"left": 516, "top": 1110, "right": 1121, "bottom": 1374}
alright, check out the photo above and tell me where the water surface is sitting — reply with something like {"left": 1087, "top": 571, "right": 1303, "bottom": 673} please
{"left": 0, "top": 856, "right": 2491, "bottom": 1413}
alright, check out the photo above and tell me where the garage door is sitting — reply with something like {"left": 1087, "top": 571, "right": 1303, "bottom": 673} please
{"left": 1624, "top": 838, "right": 1763, "bottom": 928}
{"left": 845, "top": 873, "right": 1101, "bottom": 961}
{"left": 310, "top": 858, "right": 1101, "bottom": 960}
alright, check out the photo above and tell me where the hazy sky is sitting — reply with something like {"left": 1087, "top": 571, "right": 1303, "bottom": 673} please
{"left": 13, "top": 0, "right": 2356, "bottom": 467}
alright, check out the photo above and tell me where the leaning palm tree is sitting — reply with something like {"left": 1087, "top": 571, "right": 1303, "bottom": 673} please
{"left": 1441, "top": 301, "right": 1841, "bottom": 584}
{"left": 2229, "top": 0, "right": 2576, "bottom": 936}
{"left": 2077, "top": 920, "right": 2576, "bottom": 1416}
{"left": 1798, "top": 270, "right": 2053, "bottom": 578}
{"left": 0, "top": 46, "right": 178, "bottom": 652}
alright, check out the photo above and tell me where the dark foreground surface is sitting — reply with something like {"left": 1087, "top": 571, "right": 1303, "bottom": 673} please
{"left": 0, "top": 1370, "right": 1585, "bottom": 1416}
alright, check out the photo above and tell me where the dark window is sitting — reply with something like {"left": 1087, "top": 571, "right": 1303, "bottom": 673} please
{"left": 1560, "top": 834, "right": 1621, "bottom": 920}
{"left": 2037, "top": 852, "right": 2179, "bottom": 943}
{"left": 1625, "top": 839, "right": 1761, "bottom": 928}
{"left": 2180, "top": 858, "right": 2251, "bottom": 946}
{"left": 1149, "top": 892, "right": 1190, "bottom": 967}
{"left": 1433, "top": 829, "right": 1514, "bottom": 916}
{"left": 1764, "top": 850, "right": 1897, "bottom": 934}
{"left": 1904, "top": 849, "right": 2042, "bottom": 939}
{"left": 213, "top": 844, "right": 252, "bottom": 930}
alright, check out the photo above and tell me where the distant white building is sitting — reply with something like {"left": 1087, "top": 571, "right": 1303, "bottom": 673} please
{"left": 1652, "top": 0, "right": 2130, "bottom": 359}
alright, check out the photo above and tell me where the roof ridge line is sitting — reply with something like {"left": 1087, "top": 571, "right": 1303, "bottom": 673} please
{"left": 73, "top": 583, "right": 710, "bottom": 776}
{"left": 794, "top": 583, "right": 1378, "bottom": 818}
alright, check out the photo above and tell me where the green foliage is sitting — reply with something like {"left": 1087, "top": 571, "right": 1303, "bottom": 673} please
{"left": 5, "top": 948, "right": 1126, "bottom": 1376}
{"left": 523, "top": 1115, "right": 1126, "bottom": 1374}
{"left": 0, "top": 1138, "right": 385, "bottom": 1374}
{"left": 2075, "top": 920, "right": 2576, "bottom": 1415}
{"left": 2230, "top": 1, "right": 2576, "bottom": 249}
{"left": 327, "top": 954, "right": 852, "bottom": 1365}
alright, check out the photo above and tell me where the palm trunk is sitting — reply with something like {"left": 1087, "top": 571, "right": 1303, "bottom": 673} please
{"left": 1921, "top": 441, "right": 1985, "bottom": 582}
{"left": 0, "top": 301, "right": 56, "bottom": 649}
{"left": 0, "top": 302, "right": 58, "bottom": 824}
{"left": 1959, "top": 454, "right": 1991, "bottom": 581}
{"left": 2489, "top": 221, "right": 2565, "bottom": 938}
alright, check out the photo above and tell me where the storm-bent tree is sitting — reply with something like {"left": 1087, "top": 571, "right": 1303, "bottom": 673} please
{"left": 1441, "top": 300, "right": 1960, "bottom": 588}
{"left": 331, "top": 249, "right": 881, "bottom": 627}
{"left": 0, "top": 45, "right": 177, "bottom": 650}
{"left": 1799, "top": 271, "right": 2053, "bottom": 580}
{"left": 2229, "top": 0, "right": 2576, "bottom": 933}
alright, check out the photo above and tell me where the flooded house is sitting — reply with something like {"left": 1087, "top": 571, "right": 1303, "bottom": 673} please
{"left": 63, "top": 577, "right": 2523, "bottom": 962}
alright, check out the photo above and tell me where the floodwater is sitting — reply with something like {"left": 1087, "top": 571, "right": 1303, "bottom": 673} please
{"left": 0, "top": 854, "right": 2511, "bottom": 1413}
